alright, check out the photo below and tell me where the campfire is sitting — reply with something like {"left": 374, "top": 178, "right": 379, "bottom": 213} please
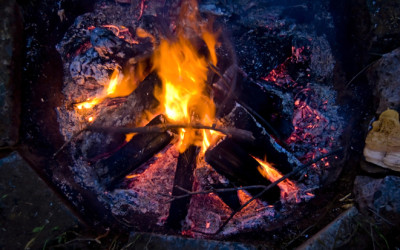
{"left": 21, "top": 0, "right": 346, "bottom": 240}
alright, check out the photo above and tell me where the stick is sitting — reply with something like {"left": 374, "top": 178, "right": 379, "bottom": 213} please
{"left": 161, "top": 185, "right": 268, "bottom": 203}
{"left": 87, "top": 123, "right": 254, "bottom": 141}
{"left": 52, "top": 123, "right": 254, "bottom": 158}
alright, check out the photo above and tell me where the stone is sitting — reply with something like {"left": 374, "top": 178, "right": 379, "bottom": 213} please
{"left": 0, "top": 0, "right": 23, "bottom": 147}
{"left": 366, "top": 0, "right": 400, "bottom": 51}
{"left": 367, "top": 48, "right": 400, "bottom": 113}
{"left": 354, "top": 175, "right": 400, "bottom": 224}
{"left": 297, "top": 207, "right": 359, "bottom": 250}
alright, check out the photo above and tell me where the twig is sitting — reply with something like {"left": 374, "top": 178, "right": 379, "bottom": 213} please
{"left": 368, "top": 207, "right": 394, "bottom": 226}
{"left": 345, "top": 60, "right": 376, "bottom": 88}
{"left": 87, "top": 123, "right": 254, "bottom": 141}
{"left": 52, "top": 123, "right": 254, "bottom": 158}
{"left": 174, "top": 148, "right": 342, "bottom": 235}
{"left": 52, "top": 128, "right": 87, "bottom": 158}
{"left": 162, "top": 184, "right": 267, "bottom": 202}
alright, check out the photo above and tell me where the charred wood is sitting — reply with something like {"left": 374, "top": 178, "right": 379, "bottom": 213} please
{"left": 211, "top": 183, "right": 241, "bottom": 211}
{"left": 166, "top": 145, "right": 199, "bottom": 231}
{"left": 213, "top": 67, "right": 294, "bottom": 140}
{"left": 90, "top": 27, "right": 153, "bottom": 62}
{"left": 205, "top": 139, "right": 281, "bottom": 204}
{"left": 71, "top": 73, "right": 161, "bottom": 160}
{"left": 95, "top": 114, "right": 172, "bottom": 188}
{"left": 224, "top": 103, "right": 300, "bottom": 174}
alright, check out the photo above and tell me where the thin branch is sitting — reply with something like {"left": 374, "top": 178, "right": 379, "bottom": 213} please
{"left": 52, "top": 128, "right": 87, "bottom": 158}
{"left": 368, "top": 207, "right": 394, "bottom": 226}
{"left": 191, "top": 148, "right": 342, "bottom": 235}
{"left": 52, "top": 123, "right": 254, "bottom": 158}
{"left": 345, "top": 60, "right": 376, "bottom": 88}
{"left": 162, "top": 184, "right": 267, "bottom": 202}
{"left": 87, "top": 123, "right": 254, "bottom": 141}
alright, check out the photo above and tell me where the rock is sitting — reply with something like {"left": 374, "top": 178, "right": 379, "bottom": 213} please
{"left": 0, "top": 0, "right": 23, "bottom": 147}
{"left": 367, "top": 48, "right": 400, "bottom": 113}
{"left": 367, "top": 0, "right": 400, "bottom": 51}
{"left": 297, "top": 207, "right": 359, "bottom": 250}
{"left": 354, "top": 175, "right": 400, "bottom": 224}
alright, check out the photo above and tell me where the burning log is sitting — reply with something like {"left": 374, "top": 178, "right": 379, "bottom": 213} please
{"left": 205, "top": 138, "right": 281, "bottom": 204}
{"left": 235, "top": 76, "right": 294, "bottom": 140}
{"left": 212, "top": 65, "right": 294, "bottom": 140}
{"left": 225, "top": 103, "right": 301, "bottom": 175}
{"left": 95, "top": 114, "right": 173, "bottom": 187}
{"left": 166, "top": 145, "right": 199, "bottom": 231}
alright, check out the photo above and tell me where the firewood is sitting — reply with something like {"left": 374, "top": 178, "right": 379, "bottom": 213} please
{"left": 211, "top": 183, "right": 241, "bottom": 211}
{"left": 212, "top": 65, "right": 294, "bottom": 140}
{"left": 166, "top": 145, "right": 199, "bottom": 231}
{"left": 225, "top": 103, "right": 301, "bottom": 175}
{"left": 95, "top": 114, "right": 173, "bottom": 187}
{"left": 205, "top": 138, "right": 281, "bottom": 204}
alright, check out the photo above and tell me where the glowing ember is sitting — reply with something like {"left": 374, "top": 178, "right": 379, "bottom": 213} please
{"left": 152, "top": 0, "right": 220, "bottom": 153}
{"left": 253, "top": 156, "right": 300, "bottom": 202}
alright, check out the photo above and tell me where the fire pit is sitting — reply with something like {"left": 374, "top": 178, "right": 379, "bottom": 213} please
{"left": 18, "top": 0, "right": 349, "bottom": 242}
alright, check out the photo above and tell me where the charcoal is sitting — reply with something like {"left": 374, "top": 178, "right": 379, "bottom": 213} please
{"left": 224, "top": 103, "right": 300, "bottom": 175}
{"left": 90, "top": 27, "right": 153, "bottom": 63}
{"left": 90, "top": 27, "right": 123, "bottom": 57}
{"left": 205, "top": 139, "right": 281, "bottom": 204}
{"left": 95, "top": 114, "right": 173, "bottom": 188}
{"left": 166, "top": 145, "right": 199, "bottom": 231}
{"left": 211, "top": 183, "right": 241, "bottom": 211}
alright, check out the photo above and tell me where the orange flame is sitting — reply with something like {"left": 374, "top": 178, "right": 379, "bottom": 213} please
{"left": 152, "top": 0, "right": 220, "bottom": 153}
{"left": 75, "top": 68, "right": 142, "bottom": 114}
{"left": 253, "top": 156, "right": 300, "bottom": 202}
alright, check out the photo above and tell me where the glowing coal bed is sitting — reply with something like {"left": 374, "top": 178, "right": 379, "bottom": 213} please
{"left": 54, "top": 0, "right": 344, "bottom": 238}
